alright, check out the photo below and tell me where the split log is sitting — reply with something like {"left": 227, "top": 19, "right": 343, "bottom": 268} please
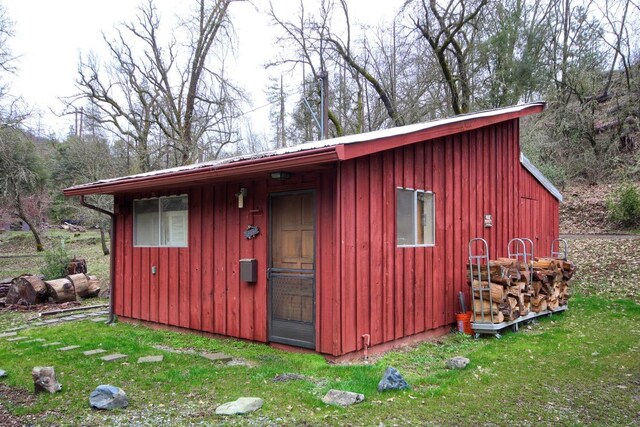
{"left": 67, "top": 274, "right": 100, "bottom": 299}
{"left": 45, "top": 278, "right": 76, "bottom": 303}
{"left": 471, "top": 281, "right": 504, "bottom": 302}
{"left": 472, "top": 311, "right": 504, "bottom": 324}
{"left": 473, "top": 299, "right": 501, "bottom": 314}
{"left": 0, "top": 277, "right": 11, "bottom": 298}
{"left": 5, "top": 275, "right": 48, "bottom": 305}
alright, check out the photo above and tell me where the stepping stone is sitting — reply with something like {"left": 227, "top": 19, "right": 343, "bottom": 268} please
{"left": 58, "top": 345, "right": 81, "bottom": 351}
{"left": 0, "top": 332, "right": 17, "bottom": 338}
{"left": 137, "top": 355, "right": 163, "bottom": 363}
{"left": 7, "top": 337, "right": 28, "bottom": 342}
{"left": 91, "top": 317, "right": 108, "bottom": 323}
{"left": 200, "top": 352, "right": 232, "bottom": 363}
{"left": 22, "top": 338, "right": 46, "bottom": 344}
{"left": 5, "top": 326, "right": 26, "bottom": 332}
{"left": 42, "top": 319, "right": 61, "bottom": 324}
{"left": 101, "top": 354, "right": 128, "bottom": 362}
{"left": 42, "top": 342, "right": 63, "bottom": 347}
{"left": 84, "top": 349, "right": 107, "bottom": 356}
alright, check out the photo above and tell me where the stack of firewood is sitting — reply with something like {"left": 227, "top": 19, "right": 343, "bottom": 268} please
{"left": 468, "top": 257, "right": 575, "bottom": 324}
{"left": 3, "top": 273, "right": 100, "bottom": 306}
{"left": 530, "top": 258, "right": 576, "bottom": 312}
{"left": 0, "top": 277, "right": 12, "bottom": 298}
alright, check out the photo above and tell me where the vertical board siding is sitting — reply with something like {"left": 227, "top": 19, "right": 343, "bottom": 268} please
{"left": 336, "top": 119, "right": 559, "bottom": 352}
{"left": 110, "top": 118, "right": 558, "bottom": 357}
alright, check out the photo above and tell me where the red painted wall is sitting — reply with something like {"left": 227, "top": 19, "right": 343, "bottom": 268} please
{"left": 111, "top": 118, "right": 558, "bottom": 357}
{"left": 113, "top": 170, "right": 337, "bottom": 350}
{"left": 333, "top": 119, "right": 560, "bottom": 355}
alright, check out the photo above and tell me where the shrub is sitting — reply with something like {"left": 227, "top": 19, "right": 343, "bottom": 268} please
{"left": 607, "top": 183, "right": 640, "bottom": 228}
{"left": 41, "top": 239, "right": 71, "bottom": 280}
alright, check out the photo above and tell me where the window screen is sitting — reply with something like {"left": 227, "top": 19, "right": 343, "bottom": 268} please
{"left": 134, "top": 195, "right": 188, "bottom": 247}
{"left": 396, "top": 189, "right": 435, "bottom": 246}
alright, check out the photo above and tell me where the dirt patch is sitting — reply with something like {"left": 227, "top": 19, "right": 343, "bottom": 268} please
{"left": 0, "top": 383, "right": 36, "bottom": 427}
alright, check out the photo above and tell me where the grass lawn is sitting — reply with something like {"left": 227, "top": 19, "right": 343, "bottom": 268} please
{"left": 1, "top": 232, "right": 640, "bottom": 426}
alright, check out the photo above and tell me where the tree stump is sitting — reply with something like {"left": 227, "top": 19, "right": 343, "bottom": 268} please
{"left": 32, "top": 366, "right": 62, "bottom": 393}
{"left": 67, "top": 257, "right": 87, "bottom": 275}
{"left": 6, "top": 275, "right": 48, "bottom": 305}
{"left": 45, "top": 278, "right": 77, "bottom": 303}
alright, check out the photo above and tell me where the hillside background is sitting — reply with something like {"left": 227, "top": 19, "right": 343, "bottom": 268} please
{"left": 0, "top": 0, "right": 639, "bottom": 244}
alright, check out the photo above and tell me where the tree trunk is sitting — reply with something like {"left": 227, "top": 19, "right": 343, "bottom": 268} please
{"left": 17, "top": 213, "right": 44, "bottom": 252}
{"left": 45, "top": 278, "right": 77, "bottom": 303}
{"left": 6, "top": 275, "right": 48, "bottom": 305}
{"left": 99, "top": 227, "right": 110, "bottom": 255}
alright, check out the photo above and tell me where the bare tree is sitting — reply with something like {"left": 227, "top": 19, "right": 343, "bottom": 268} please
{"left": 73, "top": 0, "right": 244, "bottom": 168}
{"left": 0, "top": 127, "right": 48, "bottom": 251}
{"left": 411, "top": 0, "right": 489, "bottom": 115}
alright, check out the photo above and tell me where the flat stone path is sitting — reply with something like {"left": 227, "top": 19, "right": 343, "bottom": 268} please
{"left": 84, "top": 349, "right": 107, "bottom": 356}
{"left": 59, "top": 345, "right": 81, "bottom": 351}
{"left": 2, "top": 314, "right": 239, "bottom": 371}
{"left": 42, "top": 342, "right": 63, "bottom": 347}
{"left": 138, "top": 355, "right": 163, "bottom": 363}
{"left": 101, "top": 354, "right": 128, "bottom": 362}
{"left": 0, "top": 332, "right": 17, "bottom": 338}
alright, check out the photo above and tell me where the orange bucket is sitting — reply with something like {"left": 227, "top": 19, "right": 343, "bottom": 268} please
{"left": 456, "top": 311, "right": 473, "bottom": 335}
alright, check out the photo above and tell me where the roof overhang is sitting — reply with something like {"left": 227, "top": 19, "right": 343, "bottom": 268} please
{"left": 64, "top": 103, "right": 546, "bottom": 196}
{"left": 520, "top": 153, "right": 563, "bottom": 202}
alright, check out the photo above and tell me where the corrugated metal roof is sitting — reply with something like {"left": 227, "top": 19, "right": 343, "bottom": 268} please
{"left": 64, "top": 102, "right": 548, "bottom": 196}
{"left": 520, "top": 153, "right": 563, "bottom": 202}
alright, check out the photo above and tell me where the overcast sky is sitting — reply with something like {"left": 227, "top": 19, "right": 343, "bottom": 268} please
{"left": 4, "top": 0, "right": 401, "bottom": 139}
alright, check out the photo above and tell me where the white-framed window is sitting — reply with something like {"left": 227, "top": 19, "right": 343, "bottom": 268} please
{"left": 396, "top": 188, "right": 435, "bottom": 247}
{"left": 133, "top": 195, "right": 188, "bottom": 247}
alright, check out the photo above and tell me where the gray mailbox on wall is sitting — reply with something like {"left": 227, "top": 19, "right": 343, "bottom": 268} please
{"left": 239, "top": 258, "right": 257, "bottom": 283}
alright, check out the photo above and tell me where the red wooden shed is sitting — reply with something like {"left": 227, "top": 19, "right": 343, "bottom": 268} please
{"left": 64, "top": 103, "right": 562, "bottom": 358}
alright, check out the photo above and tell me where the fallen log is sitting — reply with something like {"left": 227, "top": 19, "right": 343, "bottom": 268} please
{"left": 67, "top": 274, "right": 100, "bottom": 299}
{"left": 45, "top": 278, "right": 76, "bottom": 303}
{"left": 5, "top": 275, "right": 48, "bottom": 305}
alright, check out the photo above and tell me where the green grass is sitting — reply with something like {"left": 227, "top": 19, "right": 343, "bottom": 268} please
{"left": 1, "top": 296, "right": 639, "bottom": 426}
{"left": 2, "top": 232, "right": 640, "bottom": 425}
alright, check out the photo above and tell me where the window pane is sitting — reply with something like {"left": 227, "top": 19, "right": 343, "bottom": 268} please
{"left": 396, "top": 189, "right": 415, "bottom": 245}
{"left": 417, "top": 192, "right": 435, "bottom": 245}
{"left": 160, "top": 196, "right": 188, "bottom": 246}
{"left": 134, "top": 199, "right": 159, "bottom": 246}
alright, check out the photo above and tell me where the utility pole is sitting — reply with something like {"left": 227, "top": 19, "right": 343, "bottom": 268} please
{"left": 279, "top": 74, "right": 286, "bottom": 148}
{"left": 319, "top": 71, "right": 329, "bottom": 140}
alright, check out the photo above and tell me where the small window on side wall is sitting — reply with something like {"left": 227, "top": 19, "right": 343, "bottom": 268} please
{"left": 134, "top": 195, "right": 188, "bottom": 247}
{"left": 396, "top": 188, "right": 435, "bottom": 247}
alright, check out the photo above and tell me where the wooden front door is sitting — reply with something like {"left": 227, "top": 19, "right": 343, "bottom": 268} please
{"left": 268, "top": 191, "right": 316, "bottom": 349}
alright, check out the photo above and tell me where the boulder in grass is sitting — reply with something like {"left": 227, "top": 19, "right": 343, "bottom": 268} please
{"left": 89, "top": 385, "right": 129, "bottom": 410}
{"left": 377, "top": 366, "right": 409, "bottom": 392}
{"left": 215, "top": 397, "right": 263, "bottom": 415}
{"left": 445, "top": 356, "right": 470, "bottom": 370}
{"left": 32, "top": 367, "right": 62, "bottom": 394}
{"left": 0, "top": 369, "right": 6, "bottom": 378}
{"left": 321, "top": 389, "right": 364, "bottom": 407}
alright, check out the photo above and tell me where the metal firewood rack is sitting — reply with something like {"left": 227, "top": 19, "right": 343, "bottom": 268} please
{"left": 551, "top": 238, "right": 568, "bottom": 260}
{"left": 469, "top": 237, "right": 567, "bottom": 339}
{"left": 468, "top": 238, "right": 496, "bottom": 324}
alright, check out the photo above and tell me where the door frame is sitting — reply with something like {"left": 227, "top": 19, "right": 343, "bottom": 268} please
{"left": 267, "top": 189, "right": 317, "bottom": 349}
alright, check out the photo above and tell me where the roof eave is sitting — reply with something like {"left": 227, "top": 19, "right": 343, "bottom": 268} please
{"left": 63, "top": 147, "right": 339, "bottom": 196}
